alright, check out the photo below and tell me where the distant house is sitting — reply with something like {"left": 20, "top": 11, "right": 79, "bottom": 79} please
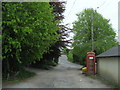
{"left": 96, "top": 45, "right": 120, "bottom": 86}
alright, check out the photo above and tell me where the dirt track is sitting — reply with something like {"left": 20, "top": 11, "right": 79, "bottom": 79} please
{"left": 3, "top": 55, "right": 111, "bottom": 88}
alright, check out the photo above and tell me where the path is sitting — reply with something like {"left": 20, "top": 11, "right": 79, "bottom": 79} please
{"left": 3, "top": 55, "right": 111, "bottom": 88}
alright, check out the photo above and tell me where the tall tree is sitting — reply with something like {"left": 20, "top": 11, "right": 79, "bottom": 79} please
{"left": 2, "top": 2, "right": 59, "bottom": 78}
{"left": 48, "top": 2, "right": 72, "bottom": 63}
{"left": 33, "top": 1, "right": 72, "bottom": 67}
{"left": 72, "top": 8, "right": 118, "bottom": 65}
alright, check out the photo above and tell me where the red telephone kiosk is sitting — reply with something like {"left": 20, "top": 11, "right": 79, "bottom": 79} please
{"left": 86, "top": 52, "right": 96, "bottom": 75}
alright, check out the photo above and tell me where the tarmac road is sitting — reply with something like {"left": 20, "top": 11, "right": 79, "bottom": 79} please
{"left": 3, "top": 55, "right": 111, "bottom": 88}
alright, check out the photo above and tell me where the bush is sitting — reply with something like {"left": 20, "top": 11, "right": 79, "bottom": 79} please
{"left": 67, "top": 51, "right": 73, "bottom": 62}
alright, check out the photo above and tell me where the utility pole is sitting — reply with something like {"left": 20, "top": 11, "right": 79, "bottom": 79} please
{"left": 91, "top": 11, "right": 94, "bottom": 52}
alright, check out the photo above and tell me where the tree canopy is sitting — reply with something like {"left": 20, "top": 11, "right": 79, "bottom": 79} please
{"left": 72, "top": 8, "right": 118, "bottom": 64}
{"left": 2, "top": 2, "right": 60, "bottom": 77}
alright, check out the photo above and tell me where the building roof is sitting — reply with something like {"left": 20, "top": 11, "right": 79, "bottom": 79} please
{"left": 96, "top": 45, "right": 120, "bottom": 58}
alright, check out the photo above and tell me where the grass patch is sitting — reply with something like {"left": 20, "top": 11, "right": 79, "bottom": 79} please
{"left": 3, "top": 69, "right": 36, "bottom": 84}
{"left": 31, "top": 61, "right": 58, "bottom": 70}
{"left": 41, "top": 62, "right": 58, "bottom": 70}
{"left": 84, "top": 74, "right": 118, "bottom": 88}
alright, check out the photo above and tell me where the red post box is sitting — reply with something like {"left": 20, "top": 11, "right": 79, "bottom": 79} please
{"left": 86, "top": 52, "right": 96, "bottom": 75}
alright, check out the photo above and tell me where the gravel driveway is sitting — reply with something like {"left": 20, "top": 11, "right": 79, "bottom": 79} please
{"left": 3, "top": 55, "right": 112, "bottom": 88}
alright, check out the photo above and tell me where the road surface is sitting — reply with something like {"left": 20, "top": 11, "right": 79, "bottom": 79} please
{"left": 3, "top": 55, "right": 111, "bottom": 88}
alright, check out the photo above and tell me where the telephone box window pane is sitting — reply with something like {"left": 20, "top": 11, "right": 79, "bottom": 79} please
{"left": 89, "top": 57, "right": 93, "bottom": 59}
{"left": 88, "top": 54, "right": 94, "bottom": 56}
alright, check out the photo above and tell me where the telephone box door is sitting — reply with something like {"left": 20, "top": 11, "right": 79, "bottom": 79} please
{"left": 86, "top": 52, "right": 96, "bottom": 75}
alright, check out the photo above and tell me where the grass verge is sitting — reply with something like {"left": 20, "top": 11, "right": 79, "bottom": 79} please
{"left": 3, "top": 69, "right": 36, "bottom": 84}
{"left": 84, "top": 74, "right": 118, "bottom": 88}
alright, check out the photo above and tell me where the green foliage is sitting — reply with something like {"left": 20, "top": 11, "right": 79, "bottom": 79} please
{"left": 32, "top": 2, "right": 67, "bottom": 69}
{"left": 67, "top": 51, "right": 73, "bottom": 62}
{"left": 72, "top": 8, "right": 118, "bottom": 65}
{"left": 2, "top": 2, "right": 59, "bottom": 78}
{"left": 62, "top": 48, "right": 70, "bottom": 55}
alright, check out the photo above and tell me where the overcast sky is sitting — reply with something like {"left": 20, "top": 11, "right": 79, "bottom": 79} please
{"left": 62, "top": 0, "right": 119, "bottom": 36}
